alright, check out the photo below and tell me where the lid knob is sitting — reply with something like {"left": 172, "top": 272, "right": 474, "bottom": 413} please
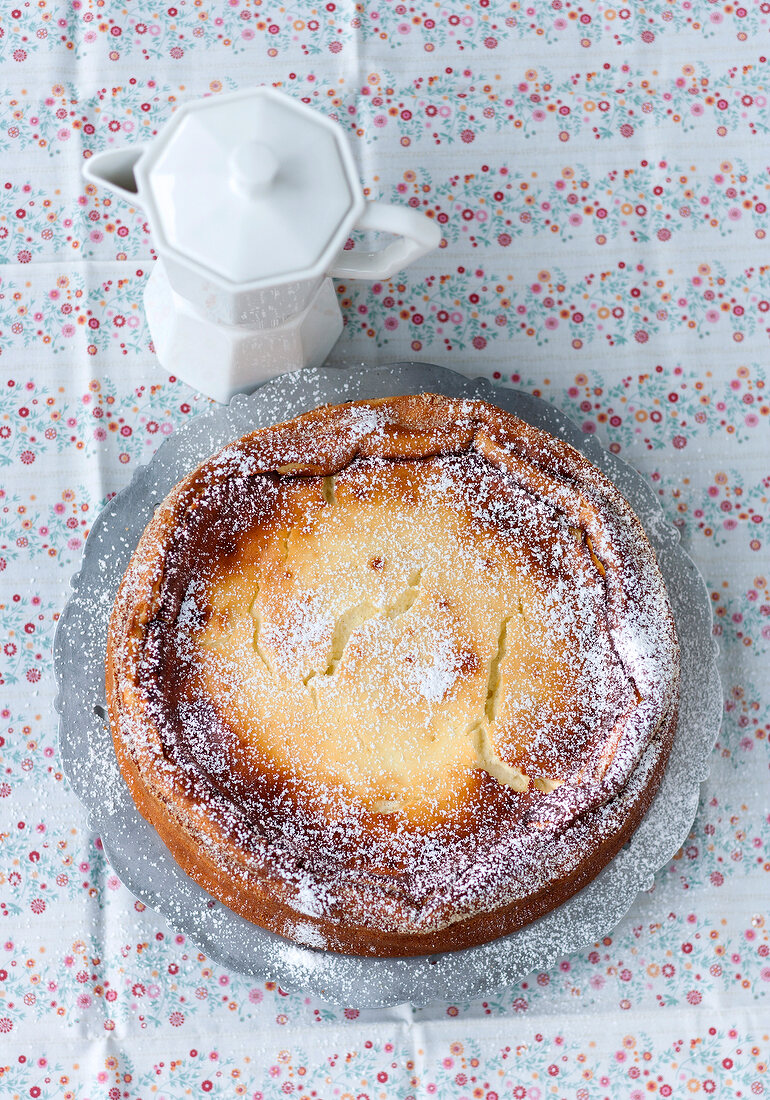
{"left": 229, "top": 140, "right": 279, "bottom": 199}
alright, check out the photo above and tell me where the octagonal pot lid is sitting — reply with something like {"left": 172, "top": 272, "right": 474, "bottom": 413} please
{"left": 137, "top": 88, "right": 359, "bottom": 286}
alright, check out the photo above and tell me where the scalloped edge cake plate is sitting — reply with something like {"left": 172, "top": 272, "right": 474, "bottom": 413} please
{"left": 53, "top": 362, "right": 722, "bottom": 1008}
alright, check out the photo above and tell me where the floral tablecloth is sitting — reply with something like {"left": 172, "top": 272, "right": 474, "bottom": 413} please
{"left": 1, "top": 2, "right": 768, "bottom": 1097}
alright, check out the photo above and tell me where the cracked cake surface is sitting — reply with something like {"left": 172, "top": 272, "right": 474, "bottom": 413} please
{"left": 106, "top": 393, "right": 680, "bottom": 956}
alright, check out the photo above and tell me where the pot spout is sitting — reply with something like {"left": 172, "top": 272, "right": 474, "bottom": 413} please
{"left": 82, "top": 145, "right": 149, "bottom": 204}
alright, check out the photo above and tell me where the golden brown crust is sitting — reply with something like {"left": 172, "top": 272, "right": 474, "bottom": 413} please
{"left": 107, "top": 393, "right": 680, "bottom": 957}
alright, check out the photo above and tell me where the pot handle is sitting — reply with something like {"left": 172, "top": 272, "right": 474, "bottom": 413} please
{"left": 82, "top": 145, "right": 150, "bottom": 203}
{"left": 329, "top": 200, "right": 441, "bottom": 281}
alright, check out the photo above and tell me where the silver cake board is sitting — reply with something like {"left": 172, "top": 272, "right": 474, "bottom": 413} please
{"left": 54, "top": 362, "right": 722, "bottom": 1008}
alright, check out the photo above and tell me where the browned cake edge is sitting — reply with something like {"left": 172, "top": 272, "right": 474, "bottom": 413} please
{"left": 109, "top": 678, "right": 677, "bottom": 956}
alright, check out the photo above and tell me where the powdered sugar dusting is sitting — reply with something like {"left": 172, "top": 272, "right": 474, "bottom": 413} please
{"left": 399, "top": 620, "right": 465, "bottom": 705}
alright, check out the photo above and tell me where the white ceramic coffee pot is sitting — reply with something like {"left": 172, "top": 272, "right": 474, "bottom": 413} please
{"left": 83, "top": 87, "right": 440, "bottom": 403}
